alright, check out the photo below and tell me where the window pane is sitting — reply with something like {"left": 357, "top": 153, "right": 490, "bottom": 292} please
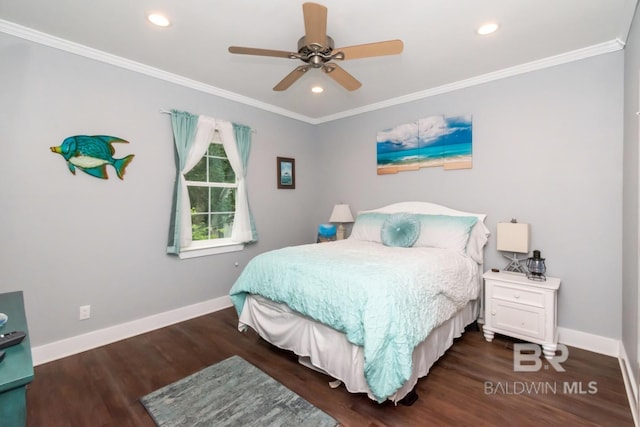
{"left": 185, "top": 157, "right": 206, "bottom": 181}
{"left": 184, "top": 140, "right": 239, "bottom": 245}
{"left": 191, "top": 213, "right": 210, "bottom": 241}
{"left": 187, "top": 186, "right": 209, "bottom": 213}
{"left": 187, "top": 185, "right": 236, "bottom": 242}
{"left": 208, "top": 143, "right": 226, "bottom": 157}
{"left": 209, "top": 213, "right": 234, "bottom": 238}
{"left": 209, "top": 187, "right": 236, "bottom": 213}
{"left": 208, "top": 157, "right": 235, "bottom": 183}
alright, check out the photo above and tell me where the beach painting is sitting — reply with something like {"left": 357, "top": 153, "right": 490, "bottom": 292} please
{"left": 377, "top": 114, "right": 472, "bottom": 174}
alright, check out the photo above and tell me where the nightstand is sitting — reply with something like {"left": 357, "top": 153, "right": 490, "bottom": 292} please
{"left": 483, "top": 270, "right": 561, "bottom": 359}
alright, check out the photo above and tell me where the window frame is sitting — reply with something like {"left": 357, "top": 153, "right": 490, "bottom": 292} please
{"left": 179, "top": 136, "right": 244, "bottom": 259}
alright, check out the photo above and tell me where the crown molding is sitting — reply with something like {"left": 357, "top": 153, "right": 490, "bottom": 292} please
{"left": 316, "top": 39, "right": 624, "bottom": 124}
{"left": 617, "top": 0, "right": 639, "bottom": 44}
{"left": 0, "top": 20, "right": 312, "bottom": 123}
{"left": 0, "top": 19, "right": 626, "bottom": 125}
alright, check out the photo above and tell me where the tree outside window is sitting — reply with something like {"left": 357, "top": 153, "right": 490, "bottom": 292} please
{"left": 184, "top": 136, "right": 236, "bottom": 242}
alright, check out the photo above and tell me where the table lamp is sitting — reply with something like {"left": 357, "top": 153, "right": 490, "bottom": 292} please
{"left": 329, "top": 204, "right": 354, "bottom": 240}
{"left": 496, "top": 220, "right": 530, "bottom": 273}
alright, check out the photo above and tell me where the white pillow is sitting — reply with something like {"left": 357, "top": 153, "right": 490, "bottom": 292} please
{"left": 349, "top": 212, "right": 388, "bottom": 243}
{"left": 466, "top": 221, "right": 490, "bottom": 263}
{"left": 350, "top": 211, "right": 488, "bottom": 263}
{"left": 413, "top": 214, "right": 478, "bottom": 254}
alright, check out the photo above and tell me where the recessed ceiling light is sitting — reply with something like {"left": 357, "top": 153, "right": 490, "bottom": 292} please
{"left": 477, "top": 22, "right": 499, "bottom": 35}
{"left": 311, "top": 86, "right": 324, "bottom": 93}
{"left": 148, "top": 13, "right": 171, "bottom": 27}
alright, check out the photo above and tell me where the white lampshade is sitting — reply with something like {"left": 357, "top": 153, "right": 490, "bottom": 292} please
{"left": 497, "top": 222, "right": 530, "bottom": 253}
{"left": 329, "top": 204, "right": 354, "bottom": 223}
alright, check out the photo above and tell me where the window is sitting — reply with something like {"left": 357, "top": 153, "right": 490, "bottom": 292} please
{"left": 167, "top": 112, "right": 256, "bottom": 258}
{"left": 185, "top": 134, "right": 237, "bottom": 244}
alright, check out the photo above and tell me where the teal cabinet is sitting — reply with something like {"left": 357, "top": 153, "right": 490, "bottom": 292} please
{"left": 0, "top": 291, "right": 33, "bottom": 427}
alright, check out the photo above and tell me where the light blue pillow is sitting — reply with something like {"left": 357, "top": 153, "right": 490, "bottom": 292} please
{"left": 381, "top": 213, "right": 421, "bottom": 247}
{"left": 350, "top": 212, "right": 389, "bottom": 242}
{"left": 413, "top": 214, "right": 478, "bottom": 254}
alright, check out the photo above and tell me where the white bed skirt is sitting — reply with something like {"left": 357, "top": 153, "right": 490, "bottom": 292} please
{"left": 238, "top": 294, "right": 479, "bottom": 403}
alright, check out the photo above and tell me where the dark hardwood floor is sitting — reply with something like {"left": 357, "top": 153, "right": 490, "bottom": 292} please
{"left": 27, "top": 307, "right": 634, "bottom": 426}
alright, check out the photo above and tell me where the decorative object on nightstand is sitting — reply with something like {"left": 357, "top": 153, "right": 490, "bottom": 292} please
{"left": 526, "top": 249, "right": 547, "bottom": 281}
{"left": 482, "top": 270, "right": 561, "bottom": 359}
{"left": 317, "top": 224, "right": 337, "bottom": 243}
{"left": 329, "top": 204, "right": 354, "bottom": 240}
{"left": 496, "top": 219, "right": 530, "bottom": 273}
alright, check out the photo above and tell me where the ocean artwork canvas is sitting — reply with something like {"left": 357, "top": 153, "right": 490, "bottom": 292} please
{"left": 377, "top": 114, "right": 472, "bottom": 175}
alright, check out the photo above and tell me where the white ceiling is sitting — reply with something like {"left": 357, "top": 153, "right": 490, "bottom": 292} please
{"left": 0, "top": 0, "right": 636, "bottom": 123}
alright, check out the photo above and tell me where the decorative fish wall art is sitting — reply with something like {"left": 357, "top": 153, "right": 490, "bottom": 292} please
{"left": 50, "top": 135, "right": 135, "bottom": 180}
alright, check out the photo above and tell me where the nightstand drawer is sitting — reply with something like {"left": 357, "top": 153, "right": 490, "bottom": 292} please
{"left": 491, "top": 283, "right": 545, "bottom": 308}
{"left": 490, "top": 299, "right": 545, "bottom": 340}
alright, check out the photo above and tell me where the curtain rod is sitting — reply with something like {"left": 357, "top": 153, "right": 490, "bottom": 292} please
{"left": 159, "top": 109, "right": 255, "bottom": 133}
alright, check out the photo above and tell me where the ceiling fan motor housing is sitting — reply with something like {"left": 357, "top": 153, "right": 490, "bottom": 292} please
{"left": 297, "top": 36, "right": 341, "bottom": 67}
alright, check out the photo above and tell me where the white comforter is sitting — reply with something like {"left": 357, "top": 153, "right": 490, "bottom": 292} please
{"left": 229, "top": 239, "right": 479, "bottom": 401}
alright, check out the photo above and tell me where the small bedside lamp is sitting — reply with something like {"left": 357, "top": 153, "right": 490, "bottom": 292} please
{"left": 497, "top": 220, "right": 530, "bottom": 274}
{"left": 329, "top": 204, "right": 354, "bottom": 240}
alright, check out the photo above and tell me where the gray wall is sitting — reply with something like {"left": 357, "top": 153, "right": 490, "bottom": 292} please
{"left": 315, "top": 52, "right": 624, "bottom": 339}
{"left": 0, "top": 30, "right": 627, "bottom": 348}
{"left": 0, "top": 33, "right": 318, "bottom": 346}
{"left": 623, "top": 6, "right": 640, "bottom": 389}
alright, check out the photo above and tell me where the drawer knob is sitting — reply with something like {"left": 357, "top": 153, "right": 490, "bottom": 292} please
{"left": 514, "top": 294, "right": 520, "bottom": 299}
{"left": 491, "top": 311, "right": 496, "bottom": 316}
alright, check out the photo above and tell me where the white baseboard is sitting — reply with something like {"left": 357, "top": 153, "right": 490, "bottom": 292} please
{"left": 558, "top": 326, "right": 620, "bottom": 357}
{"left": 559, "top": 327, "right": 638, "bottom": 424}
{"left": 31, "top": 302, "right": 624, "bottom": 369}
{"left": 31, "top": 295, "right": 233, "bottom": 366}
{"left": 619, "top": 342, "right": 639, "bottom": 427}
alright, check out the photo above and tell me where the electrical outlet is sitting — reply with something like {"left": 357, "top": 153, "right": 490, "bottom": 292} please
{"left": 79, "top": 305, "right": 91, "bottom": 320}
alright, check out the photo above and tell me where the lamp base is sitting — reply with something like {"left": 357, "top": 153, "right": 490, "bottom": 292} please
{"left": 502, "top": 252, "right": 528, "bottom": 274}
{"left": 336, "top": 224, "right": 346, "bottom": 240}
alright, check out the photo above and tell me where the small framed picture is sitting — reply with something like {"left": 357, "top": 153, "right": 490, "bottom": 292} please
{"left": 277, "top": 157, "right": 295, "bottom": 189}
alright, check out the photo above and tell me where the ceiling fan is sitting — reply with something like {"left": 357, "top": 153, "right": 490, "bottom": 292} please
{"left": 228, "top": 2, "right": 404, "bottom": 91}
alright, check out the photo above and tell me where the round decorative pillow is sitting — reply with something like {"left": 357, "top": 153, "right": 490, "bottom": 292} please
{"left": 381, "top": 213, "right": 420, "bottom": 247}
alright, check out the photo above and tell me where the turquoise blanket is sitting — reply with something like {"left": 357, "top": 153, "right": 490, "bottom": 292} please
{"left": 229, "top": 240, "right": 478, "bottom": 401}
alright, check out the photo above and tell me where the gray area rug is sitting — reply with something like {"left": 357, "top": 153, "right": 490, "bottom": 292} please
{"left": 140, "top": 355, "right": 339, "bottom": 427}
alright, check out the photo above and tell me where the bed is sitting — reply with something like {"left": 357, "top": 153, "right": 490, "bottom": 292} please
{"left": 229, "top": 201, "right": 489, "bottom": 404}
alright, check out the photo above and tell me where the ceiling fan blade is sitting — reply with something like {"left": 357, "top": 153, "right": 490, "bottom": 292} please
{"left": 303, "top": 2, "right": 327, "bottom": 47}
{"left": 323, "top": 63, "right": 362, "bottom": 91}
{"left": 335, "top": 39, "right": 404, "bottom": 60}
{"left": 273, "top": 65, "right": 309, "bottom": 91}
{"left": 228, "top": 46, "right": 294, "bottom": 59}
